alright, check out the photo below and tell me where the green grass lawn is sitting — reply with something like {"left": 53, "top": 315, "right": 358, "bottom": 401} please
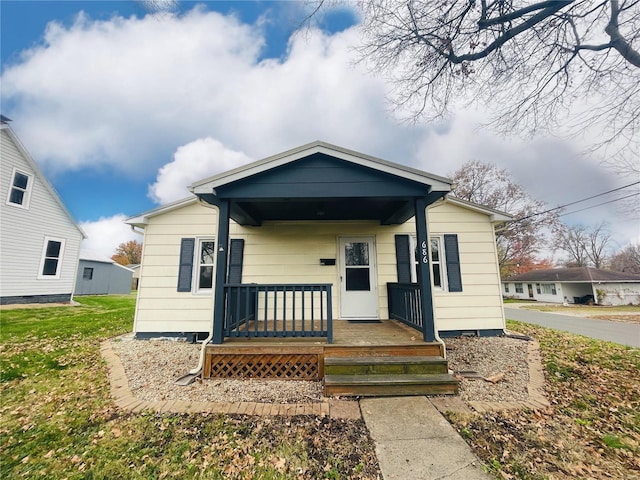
{"left": 0, "top": 296, "right": 379, "bottom": 479}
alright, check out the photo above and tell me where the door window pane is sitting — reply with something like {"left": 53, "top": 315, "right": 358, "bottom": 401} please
{"left": 346, "top": 268, "right": 370, "bottom": 291}
{"left": 345, "top": 242, "right": 369, "bottom": 266}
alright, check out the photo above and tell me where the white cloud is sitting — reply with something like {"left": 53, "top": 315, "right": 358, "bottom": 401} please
{"left": 2, "top": 6, "right": 635, "bottom": 250}
{"left": 149, "top": 137, "right": 253, "bottom": 204}
{"left": 1, "top": 7, "right": 411, "bottom": 175}
{"left": 79, "top": 214, "right": 141, "bottom": 258}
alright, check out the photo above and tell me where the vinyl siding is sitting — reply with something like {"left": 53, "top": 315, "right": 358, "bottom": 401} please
{"left": 133, "top": 201, "right": 217, "bottom": 333}
{"left": 0, "top": 129, "right": 83, "bottom": 301}
{"left": 428, "top": 201, "right": 506, "bottom": 332}
{"left": 134, "top": 199, "right": 506, "bottom": 334}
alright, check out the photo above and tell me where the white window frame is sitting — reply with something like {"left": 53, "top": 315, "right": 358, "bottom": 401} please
{"left": 37, "top": 236, "right": 66, "bottom": 280}
{"left": 541, "top": 283, "right": 557, "bottom": 295}
{"left": 193, "top": 237, "right": 215, "bottom": 293}
{"left": 6, "top": 167, "right": 33, "bottom": 209}
{"left": 410, "top": 235, "right": 448, "bottom": 291}
{"left": 515, "top": 283, "right": 524, "bottom": 294}
{"left": 504, "top": 283, "right": 509, "bottom": 293}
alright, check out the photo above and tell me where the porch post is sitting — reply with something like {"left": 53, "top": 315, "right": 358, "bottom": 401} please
{"left": 414, "top": 197, "right": 436, "bottom": 342}
{"left": 212, "top": 200, "right": 230, "bottom": 344}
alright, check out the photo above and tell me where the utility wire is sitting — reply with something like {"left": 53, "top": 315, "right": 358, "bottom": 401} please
{"left": 512, "top": 180, "right": 640, "bottom": 223}
{"left": 557, "top": 191, "right": 640, "bottom": 217}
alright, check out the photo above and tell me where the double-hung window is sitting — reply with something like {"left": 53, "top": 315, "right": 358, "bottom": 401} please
{"left": 515, "top": 283, "right": 524, "bottom": 294}
{"left": 504, "top": 283, "right": 509, "bottom": 293}
{"left": 38, "top": 237, "right": 65, "bottom": 279}
{"left": 7, "top": 168, "right": 32, "bottom": 208}
{"left": 410, "top": 235, "right": 451, "bottom": 291}
{"left": 196, "top": 239, "right": 215, "bottom": 291}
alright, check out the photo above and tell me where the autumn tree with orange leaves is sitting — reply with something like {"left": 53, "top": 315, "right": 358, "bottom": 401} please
{"left": 112, "top": 240, "right": 142, "bottom": 266}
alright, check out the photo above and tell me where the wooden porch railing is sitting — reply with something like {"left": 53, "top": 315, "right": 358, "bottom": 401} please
{"left": 387, "top": 282, "right": 423, "bottom": 333}
{"left": 224, "top": 284, "right": 333, "bottom": 343}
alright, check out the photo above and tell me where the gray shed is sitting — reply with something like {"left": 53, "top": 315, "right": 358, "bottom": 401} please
{"left": 75, "top": 251, "right": 134, "bottom": 295}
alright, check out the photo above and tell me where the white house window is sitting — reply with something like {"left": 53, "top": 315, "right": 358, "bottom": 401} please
{"left": 83, "top": 267, "right": 94, "bottom": 280}
{"left": 38, "top": 237, "right": 65, "bottom": 279}
{"left": 504, "top": 283, "right": 509, "bottom": 293}
{"left": 541, "top": 283, "right": 557, "bottom": 295}
{"left": 410, "top": 236, "right": 448, "bottom": 290}
{"left": 515, "top": 283, "right": 524, "bottom": 293}
{"left": 6, "top": 168, "right": 32, "bottom": 208}
{"left": 536, "top": 283, "right": 541, "bottom": 294}
{"left": 196, "top": 239, "right": 215, "bottom": 290}
{"left": 430, "top": 237, "right": 444, "bottom": 289}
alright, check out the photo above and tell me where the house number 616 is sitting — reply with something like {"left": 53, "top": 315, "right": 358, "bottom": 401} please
{"left": 421, "top": 240, "right": 428, "bottom": 264}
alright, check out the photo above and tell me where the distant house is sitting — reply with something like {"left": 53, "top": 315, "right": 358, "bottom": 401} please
{"left": 75, "top": 251, "right": 134, "bottom": 296}
{"left": 503, "top": 267, "right": 640, "bottom": 305}
{"left": 0, "top": 116, "right": 86, "bottom": 305}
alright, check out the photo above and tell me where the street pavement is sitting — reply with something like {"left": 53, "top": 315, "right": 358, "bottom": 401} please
{"left": 504, "top": 307, "right": 640, "bottom": 348}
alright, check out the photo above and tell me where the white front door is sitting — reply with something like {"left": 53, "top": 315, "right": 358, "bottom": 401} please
{"left": 339, "top": 236, "right": 378, "bottom": 319}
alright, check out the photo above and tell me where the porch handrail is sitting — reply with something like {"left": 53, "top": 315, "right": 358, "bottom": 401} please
{"left": 387, "top": 282, "right": 423, "bottom": 333}
{"left": 223, "top": 283, "right": 333, "bottom": 343}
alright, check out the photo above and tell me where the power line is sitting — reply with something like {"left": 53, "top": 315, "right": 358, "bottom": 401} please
{"left": 512, "top": 180, "right": 640, "bottom": 223}
{"left": 558, "top": 191, "right": 640, "bottom": 217}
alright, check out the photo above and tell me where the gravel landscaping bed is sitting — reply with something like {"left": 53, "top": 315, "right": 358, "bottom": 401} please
{"left": 111, "top": 334, "right": 531, "bottom": 404}
{"left": 111, "top": 337, "right": 324, "bottom": 404}
{"left": 445, "top": 335, "right": 530, "bottom": 402}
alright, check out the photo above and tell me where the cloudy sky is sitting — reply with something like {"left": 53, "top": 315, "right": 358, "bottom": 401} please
{"left": 2, "top": 0, "right": 638, "bottom": 258}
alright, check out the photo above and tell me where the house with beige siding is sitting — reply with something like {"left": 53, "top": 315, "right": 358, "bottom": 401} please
{"left": 127, "top": 142, "right": 511, "bottom": 395}
{"left": 0, "top": 116, "right": 86, "bottom": 305}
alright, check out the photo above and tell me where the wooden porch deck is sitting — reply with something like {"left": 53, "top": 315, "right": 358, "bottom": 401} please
{"left": 204, "top": 319, "right": 458, "bottom": 396}
{"left": 222, "top": 318, "right": 427, "bottom": 346}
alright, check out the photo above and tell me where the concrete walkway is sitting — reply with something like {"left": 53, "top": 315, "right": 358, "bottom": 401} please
{"left": 360, "top": 397, "right": 491, "bottom": 480}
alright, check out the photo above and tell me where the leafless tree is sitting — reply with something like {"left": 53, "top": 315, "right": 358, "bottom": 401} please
{"left": 584, "top": 222, "right": 612, "bottom": 268}
{"left": 553, "top": 222, "right": 612, "bottom": 267}
{"left": 451, "top": 160, "right": 559, "bottom": 276}
{"left": 609, "top": 243, "right": 640, "bottom": 272}
{"left": 306, "top": 1, "right": 639, "bottom": 160}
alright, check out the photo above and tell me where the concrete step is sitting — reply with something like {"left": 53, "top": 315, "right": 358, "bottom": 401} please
{"left": 324, "top": 373, "right": 459, "bottom": 397}
{"left": 324, "top": 355, "right": 449, "bottom": 375}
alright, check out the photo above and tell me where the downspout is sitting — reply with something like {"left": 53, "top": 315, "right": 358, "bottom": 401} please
{"left": 188, "top": 197, "right": 221, "bottom": 375}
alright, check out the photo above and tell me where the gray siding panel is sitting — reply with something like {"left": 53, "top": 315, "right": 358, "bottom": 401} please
{"left": 75, "top": 260, "right": 133, "bottom": 295}
{"left": 0, "top": 129, "right": 83, "bottom": 300}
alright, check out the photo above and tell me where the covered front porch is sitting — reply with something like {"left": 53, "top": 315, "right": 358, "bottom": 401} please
{"left": 190, "top": 142, "right": 453, "bottom": 347}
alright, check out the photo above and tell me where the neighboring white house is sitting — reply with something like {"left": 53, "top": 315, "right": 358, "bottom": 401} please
{"left": 0, "top": 116, "right": 86, "bottom": 305}
{"left": 503, "top": 267, "right": 640, "bottom": 305}
{"left": 75, "top": 251, "right": 134, "bottom": 296}
{"left": 126, "top": 141, "right": 512, "bottom": 342}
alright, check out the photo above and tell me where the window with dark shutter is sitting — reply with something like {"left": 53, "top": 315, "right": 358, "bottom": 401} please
{"left": 177, "top": 238, "right": 195, "bottom": 292}
{"left": 228, "top": 239, "right": 244, "bottom": 283}
{"left": 394, "top": 235, "right": 412, "bottom": 283}
{"left": 443, "top": 234, "right": 462, "bottom": 292}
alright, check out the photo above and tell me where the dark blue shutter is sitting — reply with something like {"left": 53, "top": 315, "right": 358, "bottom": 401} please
{"left": 228, "top": 239, "right": 244, "bottom": 283}
{"left": 394, "top": 235, "right": 412, "bottom": 283}
{"left": 444, "top": 234, "right": 462, "bottom": 292}
{"left": 177, "top": 238, "right": 195, "bottom": 292}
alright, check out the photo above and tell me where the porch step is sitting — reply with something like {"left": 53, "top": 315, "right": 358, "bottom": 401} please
{"left": 324, "top": 343, "right": 443, "bottom": 358}
{"left": 324, "top": 355, "right": 448, "bottom": 376}
{"left": 324, "top": 373, "right": 459, "bottom": 396}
